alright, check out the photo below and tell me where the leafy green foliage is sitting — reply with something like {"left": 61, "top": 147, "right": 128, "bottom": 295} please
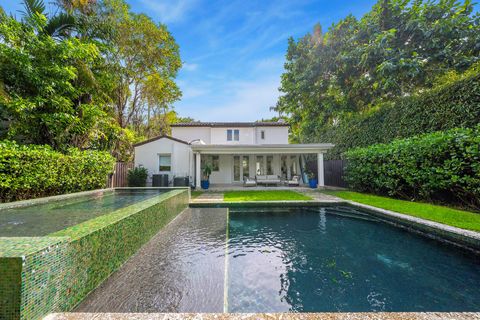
{"left": 344, "top": 126, "right": 480, "bottom": 210}
{"left": 0, "top": 140, "right": 115, "bottom": 202}
{"left": 0, "top": 6, "right": 119, "bottom": 151}
{"left": 276, "top": 0, "right": 480, "bottom": 144}
{"left": 127, "top": 167, "right": 148, "bottom": 187}
{"left": 0, "top": 0, "right": 184, "bottom": 160}
{"left": 324, "top": 65, "right": 480, "bottom": 158}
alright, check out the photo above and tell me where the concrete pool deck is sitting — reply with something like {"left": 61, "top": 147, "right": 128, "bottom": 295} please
{"left": 45, "top": 312, "right": 480, "bottom": 319}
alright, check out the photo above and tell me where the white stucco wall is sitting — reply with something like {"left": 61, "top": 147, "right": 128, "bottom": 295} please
{"left": 208, "top": 154, "right": 232, "bottom": 184}
{"left": 171, "top": 126, "right": 289, "bottom": 145}
{"left": 255, "top": 126, "right": 289, "bottom": 144}
{"left": 171, "top": 127, "right": 211, "bottom": 144}
{"left": 134, "top": 138, "right": 193, "bottom": 185}
{"left": 210, "top": 127, "right": 256, "bottom": 144}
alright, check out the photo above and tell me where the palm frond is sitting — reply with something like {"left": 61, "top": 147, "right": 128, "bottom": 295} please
{"left": 44, "top": 12, "right": 76, "bottom": 37}
{"left": 21, "top": 0, "right": 46, "bottom": 18}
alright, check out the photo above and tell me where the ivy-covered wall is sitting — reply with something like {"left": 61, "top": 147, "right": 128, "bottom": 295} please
{"left": 0, "top": 141, "right": 116, "bottom": 202}
{"left": 321, "top": 70, "right": 480, "bottom": 159}
{"left": 344, "top": 127, "right": 480, "bottom": 210}
{"left": 0, "top": 188, "right": 189, "bottom": 320}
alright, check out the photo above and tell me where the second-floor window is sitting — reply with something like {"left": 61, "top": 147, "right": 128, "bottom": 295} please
{"left": 261, "top": 130, "right": 265, "bottom": 140}
{"left": 227, "top": 129, "right": 239, "bottom": 141}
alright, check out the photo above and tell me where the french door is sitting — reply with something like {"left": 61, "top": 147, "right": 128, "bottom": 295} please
{"left": 233, "top": 155, "right": 251, "bottom": 182}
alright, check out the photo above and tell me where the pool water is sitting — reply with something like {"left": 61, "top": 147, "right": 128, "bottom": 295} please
{"left": 227, "top": 207, "right": 480, "bottom": 312}
{"left": 0, "top": 189, "right": 166, "bottom": 237}
{"left": 75, "top": 206, "right": 480, "bottom": 313}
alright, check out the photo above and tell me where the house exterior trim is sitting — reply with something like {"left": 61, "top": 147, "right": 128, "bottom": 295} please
{"left": 190, "top": 143, "right": 334, "bottom": 154}
{"left": 133, "top": 135, "right": 190, "bottom": 147}
{"left": 171, "top": 122, "right": 289, "bottom": 127}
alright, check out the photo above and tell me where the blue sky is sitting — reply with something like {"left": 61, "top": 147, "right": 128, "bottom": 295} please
{"left": 2, "top": 0, "right": 378, "bottom": 121}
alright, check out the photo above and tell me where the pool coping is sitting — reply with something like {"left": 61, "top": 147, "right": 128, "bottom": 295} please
{"left": 44, "top": 312, "right": 480, "bottom": 319}
{"left": 189, "top": 199, "right": 480, "bottom": 251}
{"left": 0, "top": 187, "right": 191, "bottom": 210}
{"left": 343, "top": 200, "right": 480, "bottom": 251}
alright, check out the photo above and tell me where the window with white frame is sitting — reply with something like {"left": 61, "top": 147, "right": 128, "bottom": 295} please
{"left": 261, "top": 130, "right": 265, "bottom": 140}
{"left": 227, "top": 129, "right": 240, "bottom": 141}
{"left": 158, "top": 154, "right": 171, "bottom": 172}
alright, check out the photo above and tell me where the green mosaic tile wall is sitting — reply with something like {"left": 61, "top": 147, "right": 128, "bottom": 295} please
{"left": 0, "top": 189, "right": 189, "bottom": 320}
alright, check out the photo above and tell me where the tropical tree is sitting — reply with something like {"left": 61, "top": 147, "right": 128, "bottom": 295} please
{"left": 0, "top": 5, "right": 117, "bottom": 150}
{"left": 276, "top": 0, "right": 480, "bottom": 143}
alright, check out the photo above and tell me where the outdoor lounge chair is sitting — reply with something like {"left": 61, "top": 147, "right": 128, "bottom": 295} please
{"left": 244, "top": 176, "right": 257, "bottom": 187}
{"left": 287, "top": 175, "right": 300, "bottom": 186}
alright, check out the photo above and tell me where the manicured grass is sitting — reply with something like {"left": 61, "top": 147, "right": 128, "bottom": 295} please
{"left": 190, "top": 191, "right": 203, "bottom": 199}
{"left": 224, "top": 190, "right": 312, "bottom": 201}
{"left": 324, "top": 191, "right": 480, "bottom": 232}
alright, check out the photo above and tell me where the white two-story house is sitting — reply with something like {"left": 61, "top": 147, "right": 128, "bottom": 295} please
{"left": 133, "top": 121, "right": 333, "bottom": 187}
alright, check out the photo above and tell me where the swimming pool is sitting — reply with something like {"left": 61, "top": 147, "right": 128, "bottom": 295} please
{"left": 0, "top": 189, "right": 167, "bottom": 236}
{"left": 77, "top": 205, "right": 480, "bottom": 313}
{"left": 227, "top": 206, "right": 480, "bottom": 312}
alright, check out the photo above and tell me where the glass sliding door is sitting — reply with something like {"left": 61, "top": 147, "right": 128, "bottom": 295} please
{"left": 281, "top": 155, "right": 287, "bottom": 179}
{"left": 233, "top": 156, "right": 240, "bottom": 182}
{"left": 256, "top": 155, "right": 264, "bottom": 175}
{"left": 242, "top": 156, "right": 250, "bottom": 179}
{"left": 290, "top": 155, "right": 298, "bottom": 177}
{"left": 266, "top": 155, "right": 274, "bottom": 175}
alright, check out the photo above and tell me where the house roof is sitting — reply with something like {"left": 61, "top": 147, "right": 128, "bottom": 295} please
{"left": 133, "top": 135, "right": 189, "bottom": 147}
{"left": 171, "top": 121, "right": 289, "bottom": 127}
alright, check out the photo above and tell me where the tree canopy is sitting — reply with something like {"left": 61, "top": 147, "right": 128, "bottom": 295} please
{"left": 276, "top": 0, "right": 480, "bottom": 143}
{"left": 0, "top": 0, "right": 185, "bottom": 159}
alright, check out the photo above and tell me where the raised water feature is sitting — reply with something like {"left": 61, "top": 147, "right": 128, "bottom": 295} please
{"left": 75, "top": 205, "right": 480, "bottom": 314}
{"left": 0, "top": 189, "right": 167, "bottom": 236}
{"left": 0, "top": 188, "right": 189, "bottom": 320}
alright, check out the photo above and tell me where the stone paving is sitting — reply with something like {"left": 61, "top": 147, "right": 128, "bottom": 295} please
{"left": 191, "top": 192, "right": 224, "bottom": 203}
{"left": 45, "top": 312, "right": 480, "bottom": 320}
{"left": 190, "top": 189, "right": 341, "bottom": 204}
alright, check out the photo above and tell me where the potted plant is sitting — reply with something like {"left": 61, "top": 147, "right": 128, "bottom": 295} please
{"left": 200, "top": 164, "right": 212, "bottom": 189}
{"left": 306, "top": 171, "right": 318, "bottom": 189}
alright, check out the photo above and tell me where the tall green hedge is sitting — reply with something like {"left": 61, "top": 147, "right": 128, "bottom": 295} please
{"left": 344, "top": 126, "right": 480, "bottom": 210}
{"left": 0, "top": 140, "right": 115, "bottom": 202}
{"left": 322, "top": 69, "right": 480, "bottom": 159}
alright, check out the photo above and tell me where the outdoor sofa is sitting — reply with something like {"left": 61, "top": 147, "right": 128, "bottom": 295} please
{"left": 256, "top": 175, "right": 281, "bottom": 186}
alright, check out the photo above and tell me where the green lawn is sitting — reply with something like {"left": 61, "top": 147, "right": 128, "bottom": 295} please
{"left": 190, "top": 190, "right": 203, "bottom": 199}
{"left": 324, "top": 191, "right": 480, "bottom": 232}
{"left": 224, "top": 190, "right": 312, "bottom": 201}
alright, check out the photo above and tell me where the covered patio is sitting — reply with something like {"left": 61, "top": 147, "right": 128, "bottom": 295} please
{"left": 191, "top": 143, "right": 334, "bottom": 188}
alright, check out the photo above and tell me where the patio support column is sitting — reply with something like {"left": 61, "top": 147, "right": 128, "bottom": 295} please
{"left": 195, "top": 152, "right": 201, "bottom": 188}
{"left": 317, "top": 152, "right": 324, "bottom": 188}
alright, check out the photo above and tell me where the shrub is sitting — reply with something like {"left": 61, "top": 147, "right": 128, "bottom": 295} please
{"left": 321, "top": 67, "right": 480, "bottom": 159}
{"left": 344, "top": 126, "right": 480, "bottom": 210}
{"left": 127, "top": 167, "right": 148, "bottom": 187}
{"left": 0, "top": 140, "right": 115, "bottom": 202}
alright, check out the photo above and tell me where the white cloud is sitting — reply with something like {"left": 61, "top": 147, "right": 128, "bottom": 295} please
{"left": 175, "top": 76, "right": 281, "bottom": 121}
{"left": 140, "top": 0, "right": 198, "bottom": 23}
{"left": 182, "top": 62, "right": 199, "bottom": 71}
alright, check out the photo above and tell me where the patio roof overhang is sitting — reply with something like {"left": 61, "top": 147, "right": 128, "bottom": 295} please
{"left": 190, "top": 143, "right": 334, "bottom": 154}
